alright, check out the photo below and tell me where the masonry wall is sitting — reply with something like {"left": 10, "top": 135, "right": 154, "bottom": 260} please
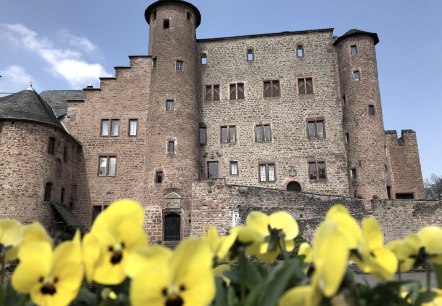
{"left": 0, "top": 121, "right": 81, "bottom": 231}
{"left": 190, "top": 180, "right": 441, "bottom": 243}
{"left": 65, "top": 56, "right": 152, "bottom": 229}
{"left": 385, "top": 130, "right": 426, "bottom": 199}
{"left": 197, "top": 30, "right": 349, "bottom": 196}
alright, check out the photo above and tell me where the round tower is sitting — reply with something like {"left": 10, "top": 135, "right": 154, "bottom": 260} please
{"left": 335, "top": 30, "right": 389, "bottom": 200}
{"left": 144, "top": 0, "right": 201, "bottom": 242}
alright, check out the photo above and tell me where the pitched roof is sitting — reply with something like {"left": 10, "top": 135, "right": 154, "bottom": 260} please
{"left": 40, "top": 90, "right": 84, "bottom": 118}
{"left": 0, "top": 89, "right": 63, "bottom": 128}
{"left": 333, "top": 29, "right": 379, "bottom": 46}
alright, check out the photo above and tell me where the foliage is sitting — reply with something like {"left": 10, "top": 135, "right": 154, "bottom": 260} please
{"left": 1, "top": 200, "right": 442, "bottom": 306}
{"left": 425, "top": 174, "right": 442, "bottom": 200}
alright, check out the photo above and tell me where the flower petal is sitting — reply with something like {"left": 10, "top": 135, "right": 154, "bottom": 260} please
{"left": 246, "top": 211, "right": 270, "bottom": 238}
{"left": 269, "top": 211, "right": 299, "bottom": 240}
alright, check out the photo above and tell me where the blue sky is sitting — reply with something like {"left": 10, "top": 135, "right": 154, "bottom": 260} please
{"left": 1, "top": 0, "right": 441, "bottom": 180}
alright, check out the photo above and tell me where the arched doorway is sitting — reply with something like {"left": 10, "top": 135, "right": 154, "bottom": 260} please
{"left": 164, "top": 213, "right": 181, "bottom": 241}
{"left": 287, "top": 181, "right": 301, "bottom": 192}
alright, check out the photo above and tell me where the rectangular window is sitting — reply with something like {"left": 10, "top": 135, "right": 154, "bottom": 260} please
{"left": 48, "top": 137, "right": 55, "bottom": 155}
{"left": 220, "top": 126, "right": 236, "bottom": 144}
{"left": 351, "top": 168, "right": 357, "bottom": 180}
{"left": 205, "top": 85, "right": 220, "bottom": 101}
{"left": 166, "top": 99, "right": 175, "bottom": 111}
{"left": 199, "top": 126, "right": 207, "bottom": 145}
{"left": 255, "top": 124, "right": 271, "bottom": 142}
{"left": 99, "top": 156, "right": 117, "bottom": 177}
{"left": 259, "top": 164, "right": 275, "bottom": 182}
{"left": 63, "top": 146, "right": 68, "bottom": 162}
{"left": 263, "top": 80, "right": 280, "bottom": 98}
{"left": 101, "top": 119, "right": 109, "bottom": 136}
{"left": 129, "top": 119, "right": 138, "bottom": 136}
{"left": 309, "top": 161, "right": 327, "bottom": 180}
{"left": 350, "top": 45, "right": 358, "bottom": 56}
{"left": 207, "top": 161, "right": 219, "bottom": 179}
{"left": 247, "top": 49, "right": 254, "bottom": 61}
{"left": 201, "top": 53, "right": 207, "bottom": 65}
{"left": 297, "top": 45, "right": 304, "bottom": 57}
{"left": 167, "top": 140, "right": 175, "bottom": 153}
{"left": 44, "top": 182, "right": 52, "bottom": 202}
{"left": 368, "top": 105, "right": 375, "bottom": 116}
{"left": 111, "top": 119, "right": 120, "bottom": 136}
{"left": 155, "top": 171, "right": 163, "bottom": 183}
{"left": 353, "top": 70, "right": 361, "bottom": 81}
{"left": 176, "top": 60, "right": 183, "bottom": 71}
{"left": 229, "top": 83, "right": 244, "bottom": 100}
{"left": 345, "top": 133, "right": 350, "bottom": 144}
{"left": 230, "top": 161, "right": 238, "bottom": 175}
{"left": 163, "top": 19, "right": 170, "bottom": 29}
{"left": 298, "top": 78, "right": 313, "bottom": 94}
{"left": 307, "top": 118, "right": 325, "bottom": 140}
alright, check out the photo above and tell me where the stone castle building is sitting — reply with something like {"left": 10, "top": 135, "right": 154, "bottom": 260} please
{"left": 0, "top": 0, "right": 428, "bottom": 242}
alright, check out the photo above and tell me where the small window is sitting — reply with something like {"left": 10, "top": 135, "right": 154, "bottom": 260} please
{"left": 309, "top": 161, "right": 326, "bottom": 180}
{"left": 345, "top": 133, "right": 350, "bottom": 144}
{"left": 129, "top": 119, "right": 138, "bottom": 136}
{"left": 48, "top": 137, "right": 55, "bottom": 155}
{"left": 163, "top": 19, "right": 170, "bottom": 29}
{"left": 152, "top": 57, "right": 157, "bottom": 68}
{"left": 229, "top": 83, "right": 244, "bottom": 100}
{"left": 166, "top": 99, "right": 175, "bottom": 111}
{"left": 247, "top": 49, "right": 254, "bottom": 61}
{"left": 297, "top": 45, "right": 304, "bottom": 57}
{"left": 44, "top": 182, "right": 52, "bottom": 202}
{"left": 307, "top": 118, "right": 325, "bottom": 140}
{"left": 259, "top": 164, "right": 275, "bottom": 182}
{"left": 167, "top": 140, "right": 175, "bottom": 153}
{"left": 255, "top": 124, "right": 271, "bottom": 142}
{"left": 111, "top": 119, "right": 120, "bottom": 136}
{"left": 201, "top": 53, "right": 207, "bottom": 65}
{"left": 199, "top": 126, "right": 207, "bottom": 145}
{"left": 207, "top": 161, "right": 219, "bottom": 179}
{"left": 176, "top": 60, "right": 184, "bottom": 71}
{"left": 351, "top": 168, "right": 357, "bottom": 180}
{"left": 61, "top": 188, "right": 65, "bottom": 204}
{"left": 353, "top": 70, "right": 361, "bottom": 81}
{"left": 205, "top": 85, "right": 219, "bottom": 101}
{"left": 187, "top": 11, "right": 192, "bottom": 20}
{"left": 368, "top": 105, "right": 375, "bottom": 116}
{"left": 155, "top": 171, "right": 164, "bottom": 184}
{"left": 99, "top": 156, "right": 117, "bottom": 177}
{"left": 384, "top": 164, "right": 388, "bottom": 171}
{"left": 220, "top": 126, "right": 236, "bottom": 144}
{"left": 101, "top": 119, "right": 110, "bottom": 136}
{"left": 63, "top": 146, "right": 68, "bottom": 162}
{"left": 298, "top": 78, "right": 313, "bottom": 94}
{"left": 230, "top": 161, "right": 239, "bottom": 175}
{"left": 350, "top": 45, "right": 358, "bottom": 56}
{"left": 263, "top": 80, "right": 280, "bottom": 97}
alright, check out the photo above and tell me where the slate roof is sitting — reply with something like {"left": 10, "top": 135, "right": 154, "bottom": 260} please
{"left": 0, "top": 89, "right": 63, "bottom": 128}
{"left": 333, "top": 29, "right": 379, "bottom": 46}
{"left": 40, "top": 90, "right": 84, "bottom": 118}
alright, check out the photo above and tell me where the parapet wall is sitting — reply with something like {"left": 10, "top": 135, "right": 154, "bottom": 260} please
{"left": 191, "top": 180, "right": 441, "bottom": 242}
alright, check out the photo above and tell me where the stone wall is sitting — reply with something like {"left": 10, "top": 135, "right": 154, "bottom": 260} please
{"left": 190, "top": 180, "right": 441, "bottom": 243}
{"left": 197, "top": 30, "right": 350, "bottom": 196}
{"left": 385, "top": 130, "right": 426, "bottom": 199}
{"left": 0, "top": 121, "right": 81, "bottom": 231}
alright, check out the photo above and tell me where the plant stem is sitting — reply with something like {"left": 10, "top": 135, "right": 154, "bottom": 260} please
{"left": 1, "top": 255, "right": 5, "bottom": 286}
{"left": 427, "top": 262, "right": 431, "bottom": 291}
{"left": 279, "top": 239, "right": 289, "bottom": 262}
{"left": 397, "top": 262, "right": 401, "bottom": 281}
{"left": 239, "top": 251, "right": 246, "bottom": 301}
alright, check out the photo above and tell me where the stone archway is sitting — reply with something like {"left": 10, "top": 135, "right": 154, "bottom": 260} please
{"left": 287, "top": 181, "right": 302, "bottom": 192}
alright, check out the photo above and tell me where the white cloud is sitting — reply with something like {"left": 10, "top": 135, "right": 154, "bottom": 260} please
{"left": 58, "top": 29, "right": 97, "bottom": 53}
{"left": 0, "top": 24, "right": 111, "bottom": 88}
{"left": 0, "top": 65, "right": 33, "bottom": 93}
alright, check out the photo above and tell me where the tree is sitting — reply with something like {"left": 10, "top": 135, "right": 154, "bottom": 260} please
{"left": 425, "top": 174, "right": 442, "bottom": 200}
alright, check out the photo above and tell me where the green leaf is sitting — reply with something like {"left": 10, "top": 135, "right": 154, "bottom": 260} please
{"left": 434, "top": 264, "right": 442, "bottom": 289}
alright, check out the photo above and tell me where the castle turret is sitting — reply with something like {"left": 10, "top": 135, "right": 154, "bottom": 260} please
{"left": 335, "top": 30, "right": 389, "bottom": 199}
{"left": 144, "top": 0, "right": 201, "bottom": 242}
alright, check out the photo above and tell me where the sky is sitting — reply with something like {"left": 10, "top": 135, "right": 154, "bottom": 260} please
{"left": 0, "top": 0, "right": 441, "bottom": 180}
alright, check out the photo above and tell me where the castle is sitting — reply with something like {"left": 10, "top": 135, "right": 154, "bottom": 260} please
{"left": 0, "top": 0, "right": 428, "bottom": 242}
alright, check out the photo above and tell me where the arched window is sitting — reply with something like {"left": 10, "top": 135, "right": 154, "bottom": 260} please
{"left": 164, "top": 213, "right": 181, "bottom": 241}
{"left": 287, "top": 181, "right": 301, "bottom": 192}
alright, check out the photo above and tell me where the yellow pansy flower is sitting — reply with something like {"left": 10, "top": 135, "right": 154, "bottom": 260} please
{"left": 325, "top": 204, "right": 362, "bottom": 251}
{"left": 279, "top": 285, "right": 321, "bottom": 306}
{"left": 245, "top": 211, "right": 299, "bottom": 263}
{"left": 82, "top": 199, "right": 148, "bottom": 284}
{"left": 298, "top": 242, "right": 313, "bottom": 263}
{"left": 21, "top": 222, "right": 53, "bottom": 246}
{"left": 130, "top": 238, "right": 215, "bottom": 306}
{"left": 386, "top": 239, "right": 415, "bottom": 272}
{"left": 11, "top": 234, "right": 83, "bottom": 306}
{"left": 0, "top": 219, "right": 23, "bottom": 261}
{"left": 354, "top": 217, "right": 398, "bottom": 280}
